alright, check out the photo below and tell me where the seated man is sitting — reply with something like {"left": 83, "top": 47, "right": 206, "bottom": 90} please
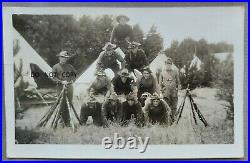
{"left": 102, "top": 93, "right": 122, "bottom": 122}
{"left": 80, "top": 88, "right": 107, "bottom": 127}
{"left": 89, "top": 70, "right": 111, "bottom": 98}
{"left": 96, "top": 42, "right": 125, "bottom": 75}
{"left": 120, "top": 92, "right": 145, "bottom": 127}
{"left": 143, "top": 93, "right": 171, "bottom": 125}
{"left": 112, "top": 68, "right": 137, "bottom": 96}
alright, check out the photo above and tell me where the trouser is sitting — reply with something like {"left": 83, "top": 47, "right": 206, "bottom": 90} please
{"left": 57, "top": 84, "right": 74, "bottom": 127}
{"left": 163, "top": 96, "right": 178, "bottom": 123}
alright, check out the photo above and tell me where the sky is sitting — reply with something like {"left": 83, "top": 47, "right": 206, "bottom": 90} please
{"left": 73, "top": 7, "right": 245, "bottom": 49}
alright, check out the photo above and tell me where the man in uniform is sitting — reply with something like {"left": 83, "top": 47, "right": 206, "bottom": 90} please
{"left": 89, "top": 70, "right": 112, "bottom": 98}
{"left": 112, "top": 68, "right": 137, "bottom": 96}
{"left": 159, "top": 58, "right": 181, "bottom": 123}
{"left": 110, "top": 15, "right": 133, "bottom": 53}
{"left": 96, "top": 42, "right": 125, "bottom": 75}
{"left": 143, "top": 93, "right": 171, "bottom": 125}
{"left": 124, "top": 41, "right": 149, "bottom": 72}
{"left": 80, "top": 88, "right": 107, "bottom": 127}
{"left": 102, "top": 92, "right": 122, "bottom": 122}
{"left": 52, "top": 51, "right": 77, "bottom": 127}
{"left": 120, "top": 92, "right": 145, "bottom": 127}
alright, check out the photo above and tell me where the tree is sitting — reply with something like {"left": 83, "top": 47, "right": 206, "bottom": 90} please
{"left": 143, "top": 25, "right": 163, "bottom": 62}
{"left": 132, "top": 24, "right": 144, "bottom": 44}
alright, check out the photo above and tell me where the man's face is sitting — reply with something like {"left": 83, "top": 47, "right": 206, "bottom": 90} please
{"left": 106, "top": 46, "right": 113, "bottom": 52}
{"left": 143, "top": 71, "right": 150, "bottom": 79}
{"left": 59, "top": 57, "right": 68, "bottom": 64}
{"left": 152, "top": 99, "right": 160, "bottom": 107}
{"left": 165, "top": 61, "right": 172, "bottom": 70}
{"left": 131, "top": 46, "right": 138, "bottom": 53}
{"left": 128, "top": 99, "right": 135, "bottom": 106}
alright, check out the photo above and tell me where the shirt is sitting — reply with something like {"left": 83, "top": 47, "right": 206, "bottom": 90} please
{"left": 97, "top": 50, "right": 125, "bottom": 68}
{"left": 124, "top": 49, "right": 148, "bottom": 71}
{"left": 110, "top": 24, "right": 133, "bottom": 43}
{"left": 52, "top": 63, "right": 77, "bottom": 83}
{"left": 112, "top": 76, "right": 134, "bottom": 95}
{"left": 159, "top": 68, "right": 180, "bottom": 97}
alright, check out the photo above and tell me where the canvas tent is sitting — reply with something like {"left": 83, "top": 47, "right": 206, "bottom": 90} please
{"left": 213, "top": 52, "right": 232, "bottom": 62}
{"left": 150, "top": 53, "right": 179, "bottom": 74}
{"left": 189, "top": 54, "right": 203, "bottom": 71}
{"left": 13, "top": 28, "right": 53, "bottom": 93}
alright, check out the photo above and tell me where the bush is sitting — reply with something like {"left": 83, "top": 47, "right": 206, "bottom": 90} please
{"left": 214, "top": 54, "right": 234, "bottom": 120}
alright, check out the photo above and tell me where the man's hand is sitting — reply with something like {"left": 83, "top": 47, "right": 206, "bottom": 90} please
{"left": 61, "top": 81, "right": 68, "bottom": 85}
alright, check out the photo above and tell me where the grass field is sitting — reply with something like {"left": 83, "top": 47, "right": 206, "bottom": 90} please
{"left": 15, "top": 88, "right": 234, "bottom": 144}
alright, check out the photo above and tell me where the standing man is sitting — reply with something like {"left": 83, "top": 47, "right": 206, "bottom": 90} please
{"left": 110, "top": 15, "right": 133, "bottom": 53}
{"left": 97, "top": 42, "right": 125, "bottom": 75}
{"left": 124, "top": 41, "right": 149, "bottom": 73}
{"left": 159, "top": 58, "right": 181, "bottom": 124}
{"left": 52, "top": 51, "right": 77, "bottom": 127}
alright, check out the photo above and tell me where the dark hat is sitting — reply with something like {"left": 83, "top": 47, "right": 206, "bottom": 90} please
{"left": 56, "top": 51, "right": 71, "bottom": 58}
{"left": 102, "top": 42, "right": 116, "bottom": 50}
{"left": 142, "top": 66, "right": 152, "bottom": 73}
{"left": 128, "top": 41, "right": 141, "bottom": 49}
{"left": 116, "top": 15, "right": 130, "bottom": 23}
{"left": 119, "top": 68, "right": 130, "bottom": 77}
{"left": 150, "top": 93, "right": 160, "bottom": 100}
{"left": 95, "top": 70, "right": 106, "bottom": 76}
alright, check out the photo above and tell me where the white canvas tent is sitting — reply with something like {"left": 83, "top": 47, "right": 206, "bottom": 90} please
{"left": 13, "top": 28, "right": 52, "bottom": 90}
{"left": 150, "top": 53, "right": 179, "bottom": 74}
{"left": 189, "top": 55, "right": 203, "bottom": 71}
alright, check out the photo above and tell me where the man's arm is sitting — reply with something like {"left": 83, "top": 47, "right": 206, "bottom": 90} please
{"left": 115, "top": 51, "right": 125, "bottom": 69}
{"left": 175, "top": 70, "right": 181, "bottom": 89}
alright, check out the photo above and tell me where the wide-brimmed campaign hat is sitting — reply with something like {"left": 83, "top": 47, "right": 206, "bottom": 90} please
{"left": 128, "top": 41, "right": 142, "bottom": 49}
{"left": 150, "top": 93, "right": 161, "bottom": 100}
{"left": 102, "top": 42, "right": 116, "bottom": 50}
{"left": 119, "top": 68, "right": 130, "bottom": 77}
{"left": 116, "top": 15, "right": 130, "bottom": 23}
{"left": 56, "top": 51, "right": 71, "bottom": 58}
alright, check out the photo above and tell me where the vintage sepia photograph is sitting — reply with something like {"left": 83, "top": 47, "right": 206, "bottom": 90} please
{"left": 3, "top": 3, "right": 246, "bottom": 159}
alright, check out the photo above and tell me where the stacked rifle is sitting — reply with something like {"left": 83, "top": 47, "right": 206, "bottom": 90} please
{"left": 37, "top": 84, "right": 81, "bottom": 131}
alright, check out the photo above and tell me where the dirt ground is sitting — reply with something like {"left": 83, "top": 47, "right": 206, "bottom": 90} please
{"left": 15, "top": 88, "right": 234, "bottom": 144}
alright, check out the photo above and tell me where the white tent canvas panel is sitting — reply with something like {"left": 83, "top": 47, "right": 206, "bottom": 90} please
{"left": 189, "top": 55, "right": 203, "bottom": 70}
{"left": 13, "top": 28, "right": 52, "bottom": 89}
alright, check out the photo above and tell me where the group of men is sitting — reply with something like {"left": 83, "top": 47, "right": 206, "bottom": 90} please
{"left": 51, "top": 15, "right": 181, "bottom": 128}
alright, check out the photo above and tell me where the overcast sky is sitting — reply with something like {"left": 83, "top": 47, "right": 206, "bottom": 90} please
{"left": 74, "top": 7, "right": 244, "bottom": 50}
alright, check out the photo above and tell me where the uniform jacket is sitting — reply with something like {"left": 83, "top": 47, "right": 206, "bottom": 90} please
{"left": 124, "top": 49, "right": 148, "bottom": 71}
{"left": 89, "top": 77, "right": 111, "bottom": 95}
{"left": 112, "top": 76, "right": 135, "bottom": 95}
{"left": 159, "top": 68, "right": 181, "bottom": 98}
{"left": 102, "top": 100, "right": 122, "bottom": 121}
{"left": 97, "top": 50, "right": 125, "bottom": 69}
